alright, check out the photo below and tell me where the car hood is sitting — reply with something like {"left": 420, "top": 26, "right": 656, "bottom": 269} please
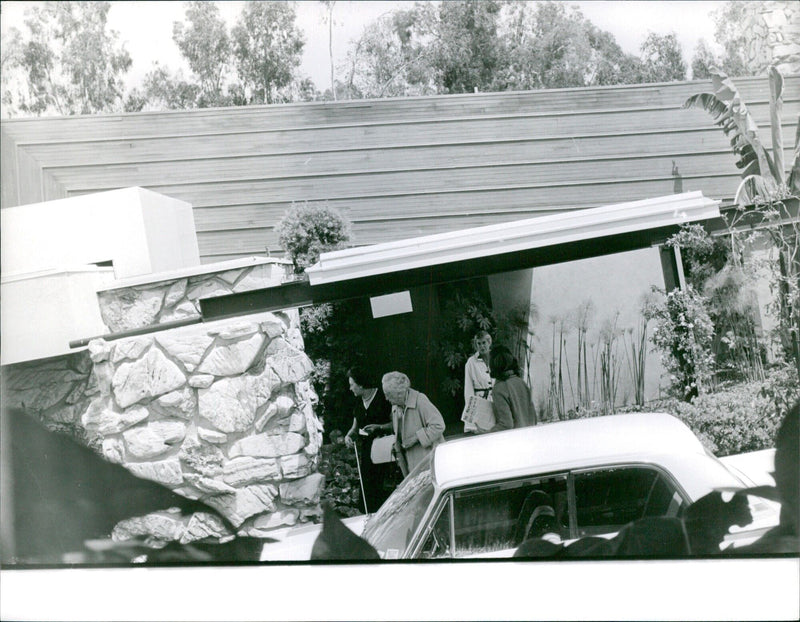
{"left": 259, "top": 513, "right": 369, "bottom": 562}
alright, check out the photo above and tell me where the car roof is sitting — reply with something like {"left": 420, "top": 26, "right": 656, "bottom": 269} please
{"left": 432, "top": 412, "right": 707, "bottom": 489}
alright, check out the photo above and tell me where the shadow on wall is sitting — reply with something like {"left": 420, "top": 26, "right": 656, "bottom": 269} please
{"left": 1, "top": 407, "right": 210, "bottom": 563}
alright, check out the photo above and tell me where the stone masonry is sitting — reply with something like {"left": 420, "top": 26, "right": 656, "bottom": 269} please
{"left": 96, "top": 258, "right": 292, "bottom": 332}
{"left": 741, "top": 1, "right": 800, "bottom": 75}
{"left": 3, "top": 257, "right": 328, "bottom": 548}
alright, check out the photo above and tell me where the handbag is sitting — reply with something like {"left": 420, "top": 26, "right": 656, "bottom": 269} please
{"left": 370, "top": 434, "right": 396, "bottom": 464}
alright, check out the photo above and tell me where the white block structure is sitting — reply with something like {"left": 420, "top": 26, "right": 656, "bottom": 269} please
{"left": 1, "top": 187, "right": 199, "bottom": 280}
{"left": 1, "top": 187, "right": 201, "bottom": 364}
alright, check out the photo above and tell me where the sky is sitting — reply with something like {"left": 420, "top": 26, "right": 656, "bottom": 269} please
{"left": 0, "top": 1, "right": 728, "bottom": 93}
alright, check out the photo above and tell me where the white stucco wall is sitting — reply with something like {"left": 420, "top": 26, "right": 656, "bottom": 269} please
{"left": 1, "top": 267, "right": 115, "bottom": 364}
{"left": 0, "top": 187, "right": 199, "bottom": 279}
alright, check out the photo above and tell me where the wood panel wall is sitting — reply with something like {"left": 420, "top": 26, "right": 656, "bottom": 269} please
{"left": 2, "top": 76, "right": 797, "bottom": 263}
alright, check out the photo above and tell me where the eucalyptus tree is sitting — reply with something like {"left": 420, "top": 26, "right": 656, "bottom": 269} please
{"left": 639, "top": 32, "right": 687, "bottom": 83}
{"left": 172, "top": 0, "right": 232, "bottom": 107}
{"left": 4, "top": 1, "right": 132, "bottom": 116}
{"left": 340, "top": 7, "right": 435, "bottom": 99}
{"left": 342, "top": 0, "right": 657, "bottom": 98}
{"left": 320, "top": 1, "right": 337, "bottom": 100}
{"left": 495, "top": 1, "right": 643, "bottom": 90}
{"left": 230, "top": 1, "right": 305, "bottom": 104}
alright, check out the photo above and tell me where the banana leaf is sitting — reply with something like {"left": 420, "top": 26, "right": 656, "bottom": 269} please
{"left": 684, "top": 68, "right": 778, "bottom": 184}
{"left": 734, "top": 174, "right": 779, "bottom": 208}
{"left": 768, "top": 66, "right": 785, "bottom": 186}
{"left": 789, "top": 120, "right": 800, "bottom": 195}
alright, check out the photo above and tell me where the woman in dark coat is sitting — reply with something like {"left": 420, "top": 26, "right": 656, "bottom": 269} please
{"left": 488, "top": 345, "right": 537, "bottom": 432}
{"left": 343, "top": 366, "right": 395, "bottom": 512}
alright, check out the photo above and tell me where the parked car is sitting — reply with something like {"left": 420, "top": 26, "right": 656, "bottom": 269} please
{"left": 260, "top": 413, "right": 779, "bottom": 561}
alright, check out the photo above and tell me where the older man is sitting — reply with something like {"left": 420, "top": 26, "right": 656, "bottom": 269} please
{"left": 378, "top": 371, "right": 446, "bottom": 477}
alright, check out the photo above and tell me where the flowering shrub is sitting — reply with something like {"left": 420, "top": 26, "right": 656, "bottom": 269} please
{"left": 276, "top": 201, "right": 352, "bottom": 273}
{"left": 665, "top": 223, "right": 729, "bottom": 290}
{"left": 667, "top": 383, "right": 780, "bottom": 455}
{"left": 757, "top": 363, "right": 800, "bottom": 424}
{"left": 646, "top": 286, "right": 715, "bottom": 401}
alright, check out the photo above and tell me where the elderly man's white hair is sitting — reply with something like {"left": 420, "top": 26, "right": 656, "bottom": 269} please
{"left": 382, "top": 371, "right": 410, "bottom": 391}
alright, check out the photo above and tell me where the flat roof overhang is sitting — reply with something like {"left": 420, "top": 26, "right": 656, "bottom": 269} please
{"left": 200, "top": 191, "right": 720, "bottom": 320}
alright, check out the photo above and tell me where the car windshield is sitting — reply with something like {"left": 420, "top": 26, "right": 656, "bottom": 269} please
{"left": 362, "top": 455, "right": 435, "bottom": 559}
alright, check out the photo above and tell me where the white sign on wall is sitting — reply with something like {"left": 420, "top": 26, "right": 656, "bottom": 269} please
{"left": 369, "top": 291, "right": 413, "bottom": 318}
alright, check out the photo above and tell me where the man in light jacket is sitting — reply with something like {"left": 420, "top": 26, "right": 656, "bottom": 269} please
{"left": 379, "top": 371, "right": 446, "bottom": 477}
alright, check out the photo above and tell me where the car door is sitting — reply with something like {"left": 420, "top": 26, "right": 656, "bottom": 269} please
{"left": 571, "top": 464, "right": 688, "bottom": 538}
{"left": 414, "top": 472, "right": 570, "bottom": 559}
{"left": 413, "top": 463, "right": 689, "bottom": 559}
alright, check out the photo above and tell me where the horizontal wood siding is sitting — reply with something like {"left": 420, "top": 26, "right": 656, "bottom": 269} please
{"left": 3, "top": 76, "right": 797, "bottom": 262}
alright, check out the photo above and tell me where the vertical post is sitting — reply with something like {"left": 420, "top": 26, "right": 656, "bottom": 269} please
{"left": 353, "top": 442, "right": 369, "bottom": 515}
{"left": 0, "top": 408, "right": 16, "bottom": 562}
{"left": 659, "top": 244, "right": 686, "bottom": 291}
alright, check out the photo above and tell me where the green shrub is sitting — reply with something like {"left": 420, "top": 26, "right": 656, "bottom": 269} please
{"left": 565, "top": 366, "right": 797, "bottom": 456}
{"left": 667, "top": 383, "right": 780, "bottom": 456}
{"left": 758, "top": 363, "right": 800, "bottom": 424}
{"left": 299, "top": 298, "right": 372, "bottom": 438}
{"left": 657, "top": 365, "right": 797, "bottom": 456}
{"left": 318, "top": 432, "right": 363, "bottom": 517}
{"left": 276, "top": 201, "right": 352, "bottom": 273}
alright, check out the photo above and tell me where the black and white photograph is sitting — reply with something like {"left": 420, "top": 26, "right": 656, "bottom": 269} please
{"left": 1, "top": 1, "right": 798, "bottom": 620}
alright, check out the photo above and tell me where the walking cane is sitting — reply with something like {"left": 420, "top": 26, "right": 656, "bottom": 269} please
{"left": 352, "top": 440, "right": 369, "bottom": 515}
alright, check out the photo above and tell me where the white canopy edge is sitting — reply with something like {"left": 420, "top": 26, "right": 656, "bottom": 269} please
{"left": 305, "top": 191, "right": 721, "bottom": 286}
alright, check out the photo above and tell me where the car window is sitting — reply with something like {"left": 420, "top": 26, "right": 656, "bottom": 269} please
{"left": 573, "top": 466, "right": 683, "bottom": 537}
{"left": 440, "top": 474, "right": 568, "bottom": 558}
{"left": 419, "top": 497, "right": 452, "bottom": 559}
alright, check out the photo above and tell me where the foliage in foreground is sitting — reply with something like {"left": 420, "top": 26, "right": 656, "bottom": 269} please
{"left": 666, "top": 366, "right": 798, "bottom": 456}
{"left": 299, "top": 298, "right": 372, "bottom": 438}
{"left": 317, "top": 432, "right": 363, "bottom": 517}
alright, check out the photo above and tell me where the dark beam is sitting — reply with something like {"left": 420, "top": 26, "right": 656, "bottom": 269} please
{"left": 705, "top": 197, "right": 799, "bottom": 235}
{"left": 200, "top": 224, "right": 685, "bottom": 320}
{"left": 200, "top": 279, "right": 314, "bottom": 320}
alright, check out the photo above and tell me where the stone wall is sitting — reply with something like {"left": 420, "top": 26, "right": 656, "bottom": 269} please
{"left": 743, "top": 1, "right": 800, "bottom": 75}
{"left": 96, "top": 258, "right": 292, "bottom": 332}
{"left": 4, "top": 311, "right": 324, "bottom": 546}
{"left": 3, "top": 258, "right": 329, "bottom": 549}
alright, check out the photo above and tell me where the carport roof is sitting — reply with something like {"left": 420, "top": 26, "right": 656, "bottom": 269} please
{"left": 199, "top": 190, "right": 719, "bottom": 320}
{"left": 305, "top": 190, "right": 719, "bottom": 286}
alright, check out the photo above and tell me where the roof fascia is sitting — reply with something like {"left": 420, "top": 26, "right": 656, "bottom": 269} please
{"left": 305, "top": 191, "right": 720, "bottom": 286}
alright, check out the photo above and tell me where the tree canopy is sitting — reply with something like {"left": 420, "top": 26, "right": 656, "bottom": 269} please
{"left": 172, "top": 1, "right": 231, "bottom": 107}
{"left": 3, "top": 1, "right": 131, "bottom": 116}
{"left": 689, "top": 1, "right": 770, "bottom": 80}
{"left": 3, "top": 0, "right": 788, "bottom": 117}
{"left": 639, "top": 32, "right": 687, "bottom": 83}
{"left": 231, "top": 1, "right": 306, "bottom": 105}
{"left": 338, "top": 1, "right": 690, "bottom": 100}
